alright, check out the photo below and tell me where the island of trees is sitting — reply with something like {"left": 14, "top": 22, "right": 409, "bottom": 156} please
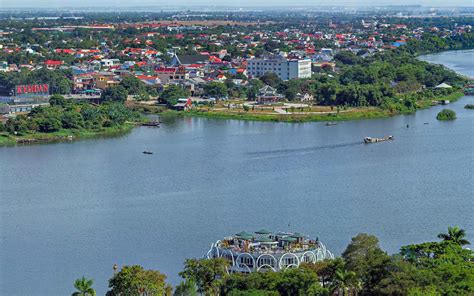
{"left": 72, "top": 226, "right": 473, "bottom": 296}
{"left": 436, "top": 109, "right": 457, "bottom": 121}
{"left": 0, "top": 94, "right": 143, "bottom": 145}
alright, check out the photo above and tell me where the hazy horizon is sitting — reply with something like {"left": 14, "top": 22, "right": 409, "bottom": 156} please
{"left": 1, "top": 0, "right": 473, "bottom": 9}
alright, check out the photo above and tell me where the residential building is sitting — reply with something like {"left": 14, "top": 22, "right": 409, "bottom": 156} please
{"left": 171, "top": 54, "right": 208, "bottom": 66}
{"left": 92, "top": 72, "right": 120, "bottom": 89}
{"left": 154, "top": 67, "right": 189, "bottom": 84}
{"left": 247, "top": 56, "right": 311, "bottom": 80}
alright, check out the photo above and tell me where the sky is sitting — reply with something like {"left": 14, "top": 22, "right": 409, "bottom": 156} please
{"left": 1, "top": 0, "right": 473, "bottom": 8}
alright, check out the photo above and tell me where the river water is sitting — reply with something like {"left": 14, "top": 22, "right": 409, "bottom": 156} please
{"left": 1, "top": 50, "right": 473, "bottom": 295}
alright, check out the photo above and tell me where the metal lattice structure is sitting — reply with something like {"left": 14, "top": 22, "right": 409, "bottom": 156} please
{"left": 205, "top": 230, "right": 334, "bottom": 274}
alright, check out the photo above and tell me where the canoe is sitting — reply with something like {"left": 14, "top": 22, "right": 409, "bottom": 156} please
{"left": 364, "top": 135, "right": 393, "bottom": 144}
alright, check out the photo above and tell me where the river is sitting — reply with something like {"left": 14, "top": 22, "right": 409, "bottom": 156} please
{"left": 1, "top": 50, "right": 473, "bottom": 295}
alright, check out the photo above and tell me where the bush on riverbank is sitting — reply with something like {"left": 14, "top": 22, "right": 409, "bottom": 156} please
{"left": 0, "top": 95, "right": 143, "bottom": 145}
{"left": 436, "top": 108, "right": 457, "bottom": 120}
{"left": 465, "top": 104, "right": 474, "bottom": 109}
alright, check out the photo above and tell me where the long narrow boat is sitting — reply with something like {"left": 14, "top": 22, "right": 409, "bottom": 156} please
{"left": 364, "top": 135, "right": 393, "bottom": 144}
{"left": 141, "top": 121, "right": 160, "bottom": 127}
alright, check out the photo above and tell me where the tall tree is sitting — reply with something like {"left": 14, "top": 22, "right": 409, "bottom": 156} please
{"left": 330, "top": 269, "right": 361, "bottom": 296}
{"left": 119, "top": 76, "right": 146, "bottom": 95}
{"left": 107, "top": 265, "right": 171, "bottom": 296}
{"left": 179, "top": 258, "right": 229, "bottom": 295}
{"left": 438, "top": 226, "right": 470, "bottom": 246}
{"left": 72, "top": 276, "right": 96, "bottom": 296}
{"left": 342, "top": 233, "right": 390, "bottom": 294}
{"left": 101, "top": 86, "right": 128, "bottom": 103}
{"left": 204, "top": 81, "right": 228, "bottom": 98}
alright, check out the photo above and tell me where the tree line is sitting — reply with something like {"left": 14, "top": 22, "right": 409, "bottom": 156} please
{"left": 72, "top": 226, "right": 473, "bottom": 296}
{"left": 0, "top": 95, "right": 142, "bottom": 135}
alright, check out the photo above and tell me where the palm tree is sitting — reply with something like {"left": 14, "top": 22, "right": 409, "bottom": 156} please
{"left": 72, "top": 276, "right": 96, "bottom": 296}
{"left": 330, "top": 269, "right": 361, "bottom": 296}
{"left": 437, "top": 226, "right": 470, "bottom": 246}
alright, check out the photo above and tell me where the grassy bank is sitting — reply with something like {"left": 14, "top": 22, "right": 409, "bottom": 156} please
{"left": 417, "top": 90, "right": 465, "bottom": 109}
{"left": 431, "top": 90, "right": 465, "bottom": 102}
{"left": 161, "top": 90, "right": 466, "bottom": 123}
{"left": 0, "top": 123, "right": 135, "bottom": 147}
{"left": 170, "top": 107, "right": 394, "bottom": 123}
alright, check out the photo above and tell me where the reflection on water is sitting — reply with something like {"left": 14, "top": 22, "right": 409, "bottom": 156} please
{"left": 0, "top": 51, "right": 473, "bottom": 296}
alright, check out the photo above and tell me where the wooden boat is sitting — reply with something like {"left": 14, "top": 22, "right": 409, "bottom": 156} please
{"left": 364, "top": 135, "right": 393, "bottom": 144}
{"left": 142, "top": 151, "right": 153, "bottom": 155}
{"left": 141, "top": 121, "right": 160, "bottom": 127}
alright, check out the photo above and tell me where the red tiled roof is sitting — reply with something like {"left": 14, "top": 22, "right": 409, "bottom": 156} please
{"left": 45, "top": 60, "right": 63, "bottom": 66}
{"left": 155, "top": 67, "right": 177, "bottom": 73}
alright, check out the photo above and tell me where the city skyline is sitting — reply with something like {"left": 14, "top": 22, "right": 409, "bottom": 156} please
{"left": 2, "top": 0, "right": 474, "bottom": 8}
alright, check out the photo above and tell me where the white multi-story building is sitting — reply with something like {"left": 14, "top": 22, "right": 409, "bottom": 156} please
{"left": 247, "top": 57, "right": 311, "bottom": 80}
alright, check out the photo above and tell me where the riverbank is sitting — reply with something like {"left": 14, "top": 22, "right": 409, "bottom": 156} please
{"left": 0, "top": 123, "right": 135, "bottom": 146}
{"left": 152, "top": 91, "right": 466, "bottom": 123}
{"left": 417, "top": 90, "right": 465, "bottom": 108}
{"left": 173, "top": 107, "right": 392, "bottom": 122}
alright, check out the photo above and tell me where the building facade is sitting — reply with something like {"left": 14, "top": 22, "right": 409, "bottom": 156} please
{"left": 247, "top": 57, "right": 311, "bottom": 80}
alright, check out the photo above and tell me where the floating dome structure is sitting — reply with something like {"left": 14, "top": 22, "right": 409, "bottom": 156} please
{"left": 206, "top": 229, "right": 334, "bottom": 273}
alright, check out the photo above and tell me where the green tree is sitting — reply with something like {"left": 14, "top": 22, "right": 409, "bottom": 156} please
{"left": 399, "top": 241, "right": 474, "bottom": 295}
{"left": 119, "top": 76, "right": 146, "bottom": 95}
{"left": 174, "top": 280, "right": 198, "bottom": 296}
{"left": 342, "top": 233, "right": 391, "bottom": 293}
{"left": 80, "top": 104, "right": 104, "bottom": 129}
{"left": 436, "top": 109, "right": 456, "bottom": 120}
{"left": 260, "top": 72, "right": 281, "bottom": 88}
{"left": 334, "top": 51, "right": 361, "bottom": 65}
{"left": 160, "top": 85, "right": 190, "bottom": 106}
{"left": 300, "top": 258, "right": 345, "bottom": 288}
{"left": 36, "top": 116, "right": 62, "bottom": 133}
{"left": 437, "top": 226, "right": 470, "bottom": 246}
{"left": 49, "top": 94, "right": 68, "bottom": 107}
{"left": 61, "top": 110, "right": 84, "bottom": 129}
{"left": 72, "top": 276, "right": 96, "bottom": 296}
{"left": 179, "top": 258, "right": 229, "bottom": 295}
{"left": 107, "top": 265, "right": 170, "bottom": 296}
{"left": 101, "top": 86, "right": 128, "bottom": 103}
{"left": 228, "top": 290, "right": 279, "bottom": 296}
{"left": 330, "top": 269, "right": 361, "bottom": 296}
{"left": 204, "top": 81, "right": 228, "bottom": 98}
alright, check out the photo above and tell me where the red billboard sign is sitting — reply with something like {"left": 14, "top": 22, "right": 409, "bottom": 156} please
{"left": 15, "top": 84, "right": 49, "bottom": 96}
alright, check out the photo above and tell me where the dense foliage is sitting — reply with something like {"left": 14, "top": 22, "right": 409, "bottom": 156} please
{"left": 464, "top": 104, "right": 474, "bottom": 109}
{"left": 71, "top": 226, "right": 472, "bottom": 296}
{"left": 106, "top": 265, "right": 171, "bottom": 296}
{"left": 436, "top": 109, "right": 457, "bottom": 120}
{"left": 179, "top": 227, "right": 473, "bottom": 296}
{"left": 72, "top": 277, "right": 96, "bottom": 296}
{"left": 159, "top": 85, "right": 191, "bottom": 106}
{"left": 0, "top": 95, "right": 142, "bottom": 136}
{"left": 255, "top": 48, "right": 465, "bottom": 113}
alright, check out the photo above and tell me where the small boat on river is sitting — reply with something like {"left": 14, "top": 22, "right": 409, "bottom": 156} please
{"left": 141, "top": 121, "right": 160, "bottom": 127}
{"left": 364, "top": 135, "right": 393, "bottom": 144}
{"left": 324, "top": 122, "right": 338, "bottom": 126}
{"left": 143, "top": 151, "right": 153, "bottom": 155}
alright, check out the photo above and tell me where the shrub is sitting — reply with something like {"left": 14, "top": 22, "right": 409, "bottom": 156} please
{"left": 464, "top": 104, "right": 474, "bottom": 109}
{"left": 436, "top": 109, "right": 456, "bottom": 120}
